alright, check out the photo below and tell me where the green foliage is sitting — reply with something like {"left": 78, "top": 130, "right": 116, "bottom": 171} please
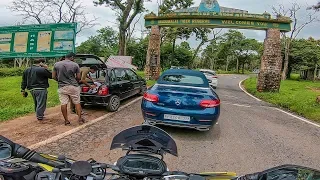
{"left": 0, "top": 77, "right": 59, "bottom": 121}
{"left": 291, "top": 38, "right": 320, "bottom": 70}
{"left": 200, "top": 29, "right": 263, "bottom": 73}
{"left": 160, "top": 41, "right": 193, "bottom": 69}
{"left": 127, "top": 37, "right": 149, "bottom": 70}
{"left": 0, "top": 68, "right": 26, "bottom": 77}
{"left": 77, "top": 26, "right": 118, "bottom": 58}
{"left": 244, "top": 77, "right": 320, "bottom": 123}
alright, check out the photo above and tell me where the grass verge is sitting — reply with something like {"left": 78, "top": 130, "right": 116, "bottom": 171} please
{"left": 244, "top": 77, "right": 320, "bottom": 123}
{"left": 136, "top": 71, "right": 156, "bottom": 87}
{"left": 0, "top": 76, "right": 60, "bottom": 122}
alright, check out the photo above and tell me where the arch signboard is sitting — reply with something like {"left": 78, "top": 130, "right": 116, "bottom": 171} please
{"left": 144, "top": 0, "right": 292, "bottom": 92}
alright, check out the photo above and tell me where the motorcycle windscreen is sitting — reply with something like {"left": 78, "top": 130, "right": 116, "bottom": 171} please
{"left": 110, "top": 125, "right": 178, "bottom": 156}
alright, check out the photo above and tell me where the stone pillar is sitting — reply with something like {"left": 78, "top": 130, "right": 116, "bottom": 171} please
{"left": 257, "top": 29, "right": 282, "bottom": 92}
{"left": 145, "top": 26, "right": 161, "bottom": 80}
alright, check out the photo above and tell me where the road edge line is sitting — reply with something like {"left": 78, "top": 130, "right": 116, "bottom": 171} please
{"left": 238, "top": 78, "right": 262, "bottom": 102}
{"left": 28, "top": 97, "right": 143, "bottom": 150}
{"left": 238, "top": 78, "right": 320, "bottom": 128}
{"left": 273, "top": 108, "right": 320, "bottom": 128}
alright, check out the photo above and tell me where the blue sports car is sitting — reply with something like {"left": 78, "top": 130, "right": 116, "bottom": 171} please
{"left": 141, "top": 69, "right": 220, "bottom": 131}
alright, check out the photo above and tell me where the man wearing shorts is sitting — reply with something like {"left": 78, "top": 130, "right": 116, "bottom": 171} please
{"left": 52, "top": 52, "right": 85, "bottom": 125}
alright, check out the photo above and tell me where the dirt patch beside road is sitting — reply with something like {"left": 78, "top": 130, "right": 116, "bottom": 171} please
{"left": 0, "top": 96, "right": 139, "bottom": 147}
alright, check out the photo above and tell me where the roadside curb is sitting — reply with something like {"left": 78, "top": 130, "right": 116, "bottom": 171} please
{"left": 238, "top": 78, "right": 262, "bottom": 102}
{"left": 238, "top": 77, "right": 320, "bottom": 128}
{"left": 28, "top": 97, "right": 143, "bottom": 150}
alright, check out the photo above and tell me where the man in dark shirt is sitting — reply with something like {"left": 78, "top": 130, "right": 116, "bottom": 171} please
{"left": 52, "top": 52, "right": 85, "bottom": 125}
{"left": 21, "top": 58, "right": 52, "bottom": 121}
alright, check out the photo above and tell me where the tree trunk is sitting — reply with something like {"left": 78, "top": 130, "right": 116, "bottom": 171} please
{"left": 119, "top": 27, "right": 126, "bottom": 56}
{"left": 314, "top": 64, "right": 318, "bottom": 82}
{"left": 192, "top": 41, "right": 205, "bottom": 64}
{"left": 172, "top": 38, "right": 176, "bottom": 53}
{"left": 226, "top": 57, "right": 229, "bottom": 71}
{"left": 282, "top": 39, "right": 291, "bottom": 80}
{"left": 287, "top": 63, "right": 292, "bottom": 79}
{"left": 236, "top": 57, "right": 239, "bottom": 73}
{"left": 242, "top": 60, "right": 245, "bottom": 74}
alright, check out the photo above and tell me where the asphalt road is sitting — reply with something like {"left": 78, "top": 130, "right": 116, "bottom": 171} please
{"left": 37, "top": 74, "right": 320, "bottom": 175}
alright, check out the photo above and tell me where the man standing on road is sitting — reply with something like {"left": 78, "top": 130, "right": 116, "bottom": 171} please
{"left": 21, "top": 58, "right": 52, "bottom": 122}
{"left": 52, "top": 52, "right": 85, "bottom": 125}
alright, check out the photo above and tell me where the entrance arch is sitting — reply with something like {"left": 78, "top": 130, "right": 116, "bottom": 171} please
{"left": 144, "top": 0, "right": 291, "bottom": 92}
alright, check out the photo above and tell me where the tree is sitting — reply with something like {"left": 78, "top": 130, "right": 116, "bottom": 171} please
{"left": 127, "top": 36, "right": 149, "bottom": 70}
{"left": 160, "top": 41, "right": 193, "bottom": 69}
{"left": 94, "top": 0, "right": 150, "bottom": 56}
{"left": 191, "top": 28, "right": 222, "bottom": 69}
{"left": 9, "top": 0, "right": 97, "bottom": 34}
{"left": 77, "top": 26, "right": 118, "bottom": 58}
{"left": 158, "top": 0, "right": 194, "bottom": 50}
{"left": 291, "top": 38, "right": 320, "bottom": 81}
{"left": 272, "top": 3, "right": 318, "bottom": 80}
{"left": 308, "top": 2, "right": 320, "bottom": 10}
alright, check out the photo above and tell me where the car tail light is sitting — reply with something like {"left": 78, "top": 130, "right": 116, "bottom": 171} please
{"left": 98, "top": 86, "right": 109, "bottom": 96}
{"left": 82, "top": 86, "right": 90, "bottom": 92}
{"left": 200, "top": 99, "right": 220, "bottom": 108}
{"left": 143, "top": 93, "right": 159, "bottom": 103}
{"left": 212, "top": 76, "right": 218, "bottom": 78}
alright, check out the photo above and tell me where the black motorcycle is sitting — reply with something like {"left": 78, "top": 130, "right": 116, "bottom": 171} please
{"left": 0, "top": 125, "right": 319, "bottom": 180}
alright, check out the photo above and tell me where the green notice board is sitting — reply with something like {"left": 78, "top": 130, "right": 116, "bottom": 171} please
{"left": 0, "top": 23, "right": 77, "bottom": 59}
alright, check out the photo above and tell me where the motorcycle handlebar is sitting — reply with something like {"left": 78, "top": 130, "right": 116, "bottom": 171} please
{"left": 0, "top": 135, "right": 63, "bottom": 167}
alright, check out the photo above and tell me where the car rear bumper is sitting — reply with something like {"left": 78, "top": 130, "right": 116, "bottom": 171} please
{"left": 141, "top": 100, "right": 220, "bottom": 131}
{"left": 80, "top": 94, "right": 111, "bottom": 106}
{"left": 209, "top": 80, "right": 218, "bottom": 87}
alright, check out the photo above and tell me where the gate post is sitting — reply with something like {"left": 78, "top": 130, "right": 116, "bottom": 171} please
{"left": 145, "top": 26, "right": 161, "bottom": 80}
{"left": 257, "top": 28, "right": 282, "bottom": 92}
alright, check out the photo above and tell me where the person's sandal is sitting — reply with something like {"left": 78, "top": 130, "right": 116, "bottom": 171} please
{"left": 65, "top": 120, "right": 71, "bottom": 126}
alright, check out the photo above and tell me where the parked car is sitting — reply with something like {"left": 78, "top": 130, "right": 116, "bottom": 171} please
{"left": 141, "top": 69, "right": 220, "bottom": 131}
{"left": 73, "top": 54, "right": 147, "bottom": 112}
{"left": 199, "top": 69, "right": 218, "bottom": 89}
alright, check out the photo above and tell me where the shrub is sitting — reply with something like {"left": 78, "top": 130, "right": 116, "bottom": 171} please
{"left": 0, "top": 68, "right": 26, "bottom": 77}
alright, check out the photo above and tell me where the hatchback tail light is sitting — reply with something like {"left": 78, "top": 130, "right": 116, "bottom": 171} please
{"left": 82, "top": 86, "right": 90, "bottom": 93}
{"left": 200, "top": 99, "right": 220, "bottom": 108}
{"left": 98, "top": 86, "right": 109, "bottom": 96}
{"left": 143, "top": 93, "right": 159, "bottom": 103}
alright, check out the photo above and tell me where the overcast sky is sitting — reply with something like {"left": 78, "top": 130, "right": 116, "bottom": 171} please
{"left": 0, "top": 0, "right": 319, "bottom": 48}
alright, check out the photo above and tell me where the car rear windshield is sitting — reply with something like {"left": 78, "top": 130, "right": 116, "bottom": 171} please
{"left": 75, "top": 57, "right": 104, "bottom": 65}
{"left": 162, "top": 75, "right": 205, "bottom": 85}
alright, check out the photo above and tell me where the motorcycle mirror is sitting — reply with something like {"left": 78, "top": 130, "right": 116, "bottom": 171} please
{"left": 255, "top": 165, "right": 320, "bottom": 180}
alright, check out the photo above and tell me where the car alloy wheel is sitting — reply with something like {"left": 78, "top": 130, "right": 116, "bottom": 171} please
{"left": 107, "top": 95, "right": 120, "bottom": 112}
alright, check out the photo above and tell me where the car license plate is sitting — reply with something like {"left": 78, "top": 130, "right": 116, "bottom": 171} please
{"left": 164, "top": 114, "right": 190, "bottom": 121}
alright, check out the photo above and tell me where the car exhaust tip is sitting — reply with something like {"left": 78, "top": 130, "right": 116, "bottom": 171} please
{"left": 196, "top": 127, "right": 210, "bottom": 131}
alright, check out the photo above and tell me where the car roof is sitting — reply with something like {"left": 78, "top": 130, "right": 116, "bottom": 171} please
{"left": 157, "top": 69, "right": 209, "bottom": 88}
